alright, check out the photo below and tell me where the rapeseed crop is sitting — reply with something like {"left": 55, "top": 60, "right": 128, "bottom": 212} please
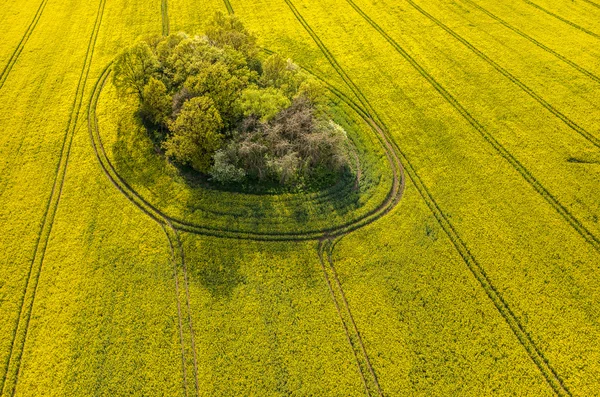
{"left": 1, "top": 0, "right": 598, "bottom": 394}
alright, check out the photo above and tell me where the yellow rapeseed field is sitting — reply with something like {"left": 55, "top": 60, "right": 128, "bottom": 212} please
{"left": 0, "top": 0, "right": 598, "bottom": 395}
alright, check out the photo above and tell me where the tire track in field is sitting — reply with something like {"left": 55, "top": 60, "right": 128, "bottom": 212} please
{"left": 344, "top": 0, "right": 600, "bottom": 253}
{"left": 161, "top": 225, "right": 191, "bottom": 397}
{"left": 318, "top": 239, "right": 383, "bottom": 397}
{"left": 581, "top": 0, "right": 600, "bottom": 10}
{"left": 0, "top": 0, "right": 107, "bottom": 395}
{"left": 163, "top": 223, "right": 200, "bottom": 396}
{"left": 0, "top": 0, "right": 50, "bottom": 90}
{"left": 457, "top": 0, "right": 600, "bottom": 85}
{"left": 161, "top": 0, "right": 170, "bottom": 36}
{"left": 279, "top": 0, "right": 575, "bottom": 395}
{"left": 172, "top": 225, "right": 200, "bottom": 396}
{"left": 222, "top": 0, "right": 234, "bottom": 15}
{"left": 405, "top": 0, "right": 600, "bottom": 147}
{"left": 521, "top": 0, "right": 600, "bottom": 39}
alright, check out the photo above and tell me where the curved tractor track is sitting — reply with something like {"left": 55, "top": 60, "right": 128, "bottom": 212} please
{"left": 0, "top": 0, "right": 50, "bottom": 90}
{"left": 88, "top": 66, "right": 405, "bottom": 242}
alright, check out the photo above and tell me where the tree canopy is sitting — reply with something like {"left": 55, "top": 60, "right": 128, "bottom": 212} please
{"left": 112, "top": 12, "right": 351, "bottom": 187}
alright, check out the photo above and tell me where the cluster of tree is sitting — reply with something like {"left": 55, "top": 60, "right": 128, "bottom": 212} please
{"left": 112, "top": 12, "right": 351, "bottom": 186}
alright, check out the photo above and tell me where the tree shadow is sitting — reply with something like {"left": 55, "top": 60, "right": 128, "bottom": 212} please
{"left": 194, "top": 257, "right": 246, "bottom": 299}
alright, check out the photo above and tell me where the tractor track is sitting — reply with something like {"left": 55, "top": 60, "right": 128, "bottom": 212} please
{"left": 161, "top": 0, "right": 170, "bottom": 36}
{"left": 278, "top": 0, "right": 578, "bottom": 394}
{"left": 522, "top": 0, "right": 600, "bottom": 39}
{"left": 458, "top": 0, "right": 600, "bottom": 85}
{"left": 318, "top": 239, "right": 383, "bottom": 396}
{"left": 163, "top": 222, "right": 200, "bottom": 396}
{"left": 0, "top": 0, "right": 107, "bottom": 395}
{"left": 0, "top": 0, "right": 50, "bottom": 90}
{"left": 172, "top": 225, "right": 200, "bottom": 396}
{"left": 343, "top": 0, "right": 600, "bottom": 254}
{"left": 581, "top": 0, "right": 600, "bottom": 10}
{"left": 162, "top": 224, "right": 191, "bottom": 397}
{"left": 405, "top": 0, "right": 600, "bottom": 148}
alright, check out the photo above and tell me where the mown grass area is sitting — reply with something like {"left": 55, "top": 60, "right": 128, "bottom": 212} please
{"left": 1, "top": 0, "right": 599, "bottom": 395}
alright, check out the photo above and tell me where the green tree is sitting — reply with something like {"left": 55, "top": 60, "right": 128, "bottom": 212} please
{"left": 210, "top": 149, "right": 246, "bottom": 183}
{"left": 140, "top": 77, "right": 172, "bottom": 127}
{"left": 261, "top": 54, "right": 303, "bottom": 97}
{"left": 184, "top": 61, "right": 251, "bottom": 128}
{"left": 238, "top": 86, "right": 290, "bottom": 122}
{"left": 295, "top": 77, "right": 327, "bottom": 108}
{"left": 163, "top": 96, "right": 224, "bottom": 172}
{"left": 205, "top": 12, "right": 257, "bottom": 57}
{"left": 112, "top": 41, "right": 159, "bottom": 99}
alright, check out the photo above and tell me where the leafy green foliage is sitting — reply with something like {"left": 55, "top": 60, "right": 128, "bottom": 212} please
{"left": 111, "top": 12, "right": 351, "bottom": 186}
{"left": 163, "top": 96, "right": 223, "bottom": 173}
{"left": 140, "top": 77, "right": 171, "bottom": 127}
{"left": 112, "top": 41, "right": 158, "bottom": 99}
{"left": 205, "top": 11, "right": 258, "bottom": 57}
{"left": 238, "top": 86, "right": 290, "bottom": 122}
